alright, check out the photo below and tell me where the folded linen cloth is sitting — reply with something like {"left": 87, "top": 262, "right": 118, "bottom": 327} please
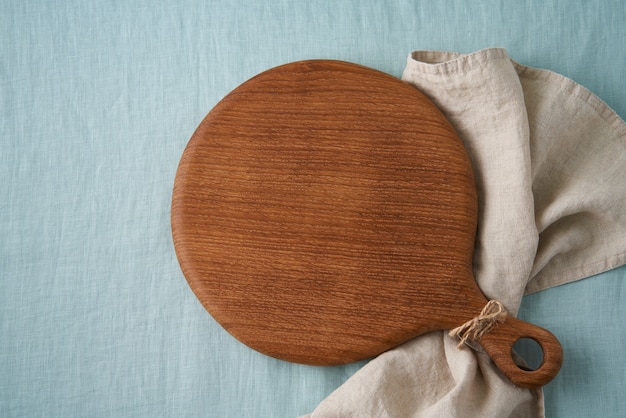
{"left": 303, "top": 48, "right": 626, "bottom": 417}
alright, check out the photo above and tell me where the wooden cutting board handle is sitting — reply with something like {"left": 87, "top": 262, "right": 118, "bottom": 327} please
{"left": 479, "top": 316, "right": 563, "bottom": 388}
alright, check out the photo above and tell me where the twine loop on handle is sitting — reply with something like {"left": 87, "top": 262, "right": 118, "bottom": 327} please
{"left": 449, "top": 300, "right": 507, "bottom": 349}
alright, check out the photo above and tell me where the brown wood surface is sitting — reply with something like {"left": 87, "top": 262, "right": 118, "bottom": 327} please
{"left": 171, "top": 60, "right": 562, "bottom": 388}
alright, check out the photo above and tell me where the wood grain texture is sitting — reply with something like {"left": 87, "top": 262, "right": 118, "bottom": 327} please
{"left": 171, "top": 60, "right": 562, "bottom": 388}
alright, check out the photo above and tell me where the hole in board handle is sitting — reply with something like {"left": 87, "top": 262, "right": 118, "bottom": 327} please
{"left": 512, "top": 337, "right": 544, "bottom": 371}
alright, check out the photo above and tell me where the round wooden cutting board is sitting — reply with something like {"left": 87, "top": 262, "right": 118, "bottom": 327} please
{"left": 171, "top": 60, "right": 562, "bottom": 389}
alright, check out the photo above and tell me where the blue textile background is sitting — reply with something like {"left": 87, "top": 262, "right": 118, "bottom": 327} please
{"left": 1, "top": 1, "right": 624, "bottom": 416}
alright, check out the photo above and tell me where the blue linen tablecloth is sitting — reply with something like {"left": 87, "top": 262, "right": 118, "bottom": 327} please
{"left": 1, "top": 1, "right": 624, "bottom": 416}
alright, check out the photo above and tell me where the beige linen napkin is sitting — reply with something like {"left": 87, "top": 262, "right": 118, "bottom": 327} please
{"left": 303, "top": 48, "right": 626, "bottom": 417}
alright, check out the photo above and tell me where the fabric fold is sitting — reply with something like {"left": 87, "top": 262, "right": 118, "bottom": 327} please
{"left": 304, "top": 48, "right": 626, "bottom": 417}
{"left": 403, "top": 48, "right": 538, "bottom": 313}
